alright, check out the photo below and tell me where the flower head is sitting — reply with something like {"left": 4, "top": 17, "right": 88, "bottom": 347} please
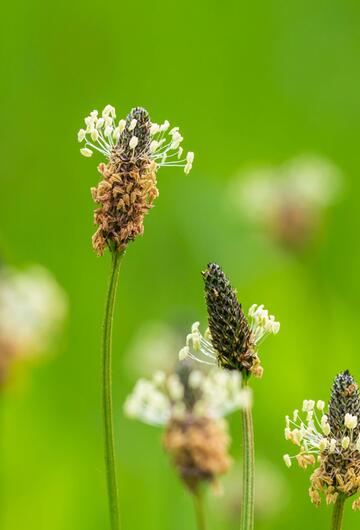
{"left": 230, "top": 155, "right": 343, "bottom": 252}
{"left": 179, "top": 264, "right": 280, "bottom": 377}
{"left": 283, "top": 370, "right": 360, "bottom": 510}
{"left": 0, "top": 266, "right": 67, "bottom": 387}
{"left": 78, "top": 105, "right": 194, "bottom": 255}
{"left": 124, "top": 362, "right": 250, "bottom": 492}
{"left": 124, "top": 363, "right": 249, "bottom": 425}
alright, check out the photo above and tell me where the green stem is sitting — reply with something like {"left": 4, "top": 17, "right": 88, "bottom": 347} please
{"left": 102, "top": 249, "right": 124, "bottom": 530}
{"left": 193, "top": 490, "right": 207, "bottom": 530}
{"left": 240, "top": 386, "right": 254, "bottom": 530}
{"left": 331, "top": 495, "right": 346, "bottom": 530}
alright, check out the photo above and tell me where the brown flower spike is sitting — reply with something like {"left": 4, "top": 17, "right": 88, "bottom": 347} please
{"left": 124, "top": 363, "right": 251, "bottom": 493}
{"left": 164, "top": 415, "right": 231, "bottom": 493}
{"left": 78, "top": 105, "right": 194, "bottom": 255}
{"left": 284, "top": 370, "right": 360, "bottom": 511}
{"left": 163, "top": 362, "right": 231, "bottom": 493}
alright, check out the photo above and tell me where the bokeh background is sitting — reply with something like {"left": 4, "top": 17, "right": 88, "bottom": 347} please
{"left": 1, "top": 0, "right": 360, "bottom": 528}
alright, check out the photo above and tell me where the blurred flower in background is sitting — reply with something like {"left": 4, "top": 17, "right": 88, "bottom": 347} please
{"left": 0, "top": 265, "right": 67, "bottom": 388}
{"left": 228, "top": 155, "right": 343, "bottom": 252}
{"left": 124, "top": 320, "right": 184, "bottom": 377}
{"left": 124, "top": 361, "right": 251, "bottom": 493}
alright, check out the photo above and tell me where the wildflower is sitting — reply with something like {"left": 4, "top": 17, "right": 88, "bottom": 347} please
{"left": 179, "top": 264, "right": 279, "bottom": 377}
{"left": 283, "top": 370, "right": 360, "bottom": 510}
{"left": 0, "top": 266, "right": 67, "bottom": 387}
{"left": 78, "top": 104, "right": 194, "bottom": 255}
{"left": 124, "top": 363, "right": 250, "bottom": 492}
{"left": 230, "top": 155, "right": 343, "bottom": 252}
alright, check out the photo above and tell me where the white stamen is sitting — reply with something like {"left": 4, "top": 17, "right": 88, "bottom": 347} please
{"left": 102, "top": 104, "right": 115, "bottom": 118}
{"left": 179, "top": 346, "right": 189, "bottom": 361}
{"left": 80, "top": 148, "right": 93, "bottom": 157}
{"left": 317, "top": 400, "right": 325, "bottom": 411}
{"left": 150, "top": 123, "right": 160, "bottom": 135}
{"left": 160, "top": 120, "right": 170, "bottom": 132}
{"left": 118, "top": 119, "right": 126, "bottom": 133}
{"left": 345, "top": 413, "right": 358, "bottom": 430}
{"left": 90, "top": 129, "right": 99, "bottom": 142}
{"left": 129, "top": 136, "right": 138, "bottom": 150}
{"left": 129, "top": 119, "right": 137, "bottom": 131}
{"left": 342, "top": 436, "right": 350, "bottom": 450}
{"left": 78, "top": 129, "right": 86, "bottom": 142}
{"left": 329, "top": 439, "right": 337, "bottom": 453}
{"left": 150, "top": 140, "right": 159, "bottom": 153}
{"left": 283, "top": 454, "right": 292, "bottom": 468}
{"left": 319, "top": 438, "right": 328, "bottom": 452}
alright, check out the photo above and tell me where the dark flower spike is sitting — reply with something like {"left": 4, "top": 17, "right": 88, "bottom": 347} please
{"left": 329, "top": 370, "right": 360, "bottom": 440}
{"left": 78, "top": 105, "right": 194, "bottom": 255}
{"left": 283, "top": 370, "right": 360, "bottom": 510}
{"left": 179, "top": 263, "right": 280, "bottom": 378}
{"left": 202, "top": 263, "right": 254, "bottom": 372}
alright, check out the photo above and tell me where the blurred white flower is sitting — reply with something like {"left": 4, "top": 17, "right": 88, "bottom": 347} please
{"left": 0, "top": 265, "right": 67, "bottom": 384}
{"left": 228, "top": 155, "right": 343, "bottom": 250}
{"left": 124, "top": 362, "right": 249, "bottom": 492}
{"left": 124, "top": 365, "right": 249, "bottom": 426}
{"left": 285, "top": 155, "right": 342, "bottom": 207}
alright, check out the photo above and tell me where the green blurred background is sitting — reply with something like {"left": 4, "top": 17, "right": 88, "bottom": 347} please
{"left": 1, "top": 0, "right": 360, "bottom": 528}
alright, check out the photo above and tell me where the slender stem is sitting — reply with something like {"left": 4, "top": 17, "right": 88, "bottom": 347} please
{"left": 240, "top": 384, "right": 255, "bottom": 530}
{"left": 102, "top": 249, "right": 124, "bottom": 530}
{"left": 331, "top": 495, "right": 346, "bottom": 530}
{"left": 193, "top": 490, "right": 207, "bottom": 530}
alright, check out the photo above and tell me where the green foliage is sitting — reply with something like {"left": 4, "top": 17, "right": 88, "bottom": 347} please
{"left": 1, "top": 0, "right": 360, "bottom": 528}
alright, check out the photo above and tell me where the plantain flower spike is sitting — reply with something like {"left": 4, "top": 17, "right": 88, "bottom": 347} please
{"left": 78, "top": 105, "right": 194, "bottom": 255}
{"left": 124, "top": 362, "right": 250, "bottom": 493}
{"left": 179, "top": 263, "right": 280, "bottom": 378}
{"left": 283, "top": 370, "right": 360, "bottom": 511}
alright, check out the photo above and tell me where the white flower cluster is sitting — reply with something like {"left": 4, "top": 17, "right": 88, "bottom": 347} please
{"left": 78, "top": 104, "right": 194, "bottom": 174}
{"left": 283, "top": 400, "right": 360, "bottom": 469}
{"left": 248, "top": 304, "right": 280, "bottom": 343}
{"left": 179, "top": 303, "right": 279, "bottom": 366}
{"left": 179, "top": 322, "right": 218, "bottom": 366}
{"left": 124, "top": 367, "right": 251, "bottom": 427}
{"left": 0, "top": 266, "right": 67, "bottom": 357}
{"left": 230, "top": 155, "right": 342, "bottom": 224}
